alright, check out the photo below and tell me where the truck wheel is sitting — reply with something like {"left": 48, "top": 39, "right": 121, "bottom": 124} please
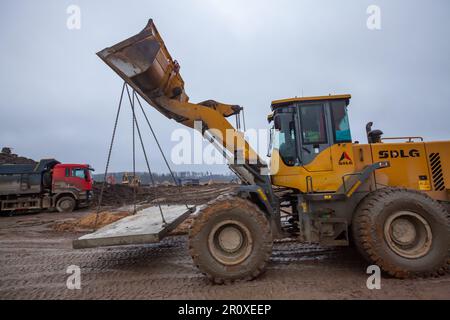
{"left": 56, "top": 196, "right": 76, "bottom": 213}
{"left": 189, "top": 195, "right": 273, "bottom": 284}
{"left": 352, "top": 188, "right": 450, "bottom": 278}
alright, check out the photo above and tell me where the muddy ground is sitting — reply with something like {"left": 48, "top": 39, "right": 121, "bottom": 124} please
{"left": 1, "top": 185, "right": 449, "bottom": 300}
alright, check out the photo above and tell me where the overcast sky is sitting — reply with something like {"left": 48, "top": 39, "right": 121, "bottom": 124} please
{"left": 1, "top": 0, "right": 449, "bottom": 174}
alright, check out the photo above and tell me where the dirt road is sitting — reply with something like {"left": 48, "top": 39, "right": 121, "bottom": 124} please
{"left": 1, "top": 209, "right": 449, "bottom": 300}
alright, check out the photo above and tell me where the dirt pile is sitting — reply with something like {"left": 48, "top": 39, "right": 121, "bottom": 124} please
{"left": 92, "top": 183, "right": 237, "bottom": 207}
{"left": 92, "top": 183, "right": 148, "bottom": 207}
{"left": 54, "top": 211, "right": 132, "bottom": 232}
{"left": 0, "top": 149, "right": 36, "bottom": 165}
{"left": 171, "top": 216, "right": 193, "bottom": 235}
{"left": 54, "top": 208, "right": 193, "bottom": 234}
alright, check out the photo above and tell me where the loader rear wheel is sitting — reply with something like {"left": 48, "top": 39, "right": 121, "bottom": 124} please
{"left": 56, "top": 196, "right": 76, "bottom": 213}
{"left": 189, "top": 195, "right": 272, "bottom": 284}
{"left": 352, "top": 188, "right": 450, "bottom": 278}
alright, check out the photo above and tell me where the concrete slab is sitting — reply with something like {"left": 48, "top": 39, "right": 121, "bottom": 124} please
{"left": 72, "top": 205, "right": 196, "bottom": 249}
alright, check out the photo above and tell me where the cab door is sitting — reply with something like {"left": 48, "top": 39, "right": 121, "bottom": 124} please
{"left": 297, "top": 103, "right": 333, "bottom": 172}
{"left": 68, "top": 168, "right": 90, "bottom": 191}
{"left": 328, "top": 99, "right": 355, "bottom": 172}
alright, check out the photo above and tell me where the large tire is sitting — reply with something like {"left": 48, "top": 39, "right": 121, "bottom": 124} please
{"left": 189, "top": 195, "right": 273, "bottom": 284}
{"left": 56, "top": 196, "right": 76, "bottom": 213}
{"left": 352, "top": 188, "right": 450, "bottom": 278}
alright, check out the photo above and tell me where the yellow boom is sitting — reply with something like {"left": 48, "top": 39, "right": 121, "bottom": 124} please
{"left": 97, "top": 19, "right": 267, "bottom": 184}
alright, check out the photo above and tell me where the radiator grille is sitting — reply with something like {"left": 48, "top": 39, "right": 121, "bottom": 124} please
{"left": 429, "top": 153, "right": 445, "bottom": 191}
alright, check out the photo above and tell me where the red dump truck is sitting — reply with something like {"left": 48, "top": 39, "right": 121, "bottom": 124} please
{"left": 0, "top": 159, "right": 94, "bottom": 213}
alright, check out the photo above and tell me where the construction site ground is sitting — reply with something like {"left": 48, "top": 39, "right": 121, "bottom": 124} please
{"left": 1, "top": 184, "right": 449, "bottom": 300}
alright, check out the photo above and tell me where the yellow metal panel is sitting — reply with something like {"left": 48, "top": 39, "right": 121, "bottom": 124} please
{"left": 423, "top": 141, "right": 450, "bottom": 201}
{"left": 303, "top": 147, "right": 333, "bottom": 172}
{"left": 271, "top": 144, "right": 358, "bottom": 192}
{"left": 370, "top": 142, "right": 429, "bottom": 190}
{"left": 351, "top": 144, "right": 373, "bottom": 170}
{"left": 271, "top": 139, "right": 449, "bottom": 201}
{"left": 424, "top": 141, "right": 450, "bottom": 189}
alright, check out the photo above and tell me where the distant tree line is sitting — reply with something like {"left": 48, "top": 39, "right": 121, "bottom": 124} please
{"left": 93, "top": 171, "right": 236, "bottom": 184}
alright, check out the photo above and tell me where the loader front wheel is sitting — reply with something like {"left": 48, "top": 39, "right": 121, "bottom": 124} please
{"left": 189, "top": 196, "right": 272, "bottom": 284}
{"left": 352, "top": 188, "right": 450, "bottom": 278}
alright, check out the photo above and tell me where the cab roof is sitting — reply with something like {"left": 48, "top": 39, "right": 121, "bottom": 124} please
{"left": 271, "top": 94, "right": 351, "bottom": 110}
{"left": 54, "top": 164, "right": 91, "bottom": 168}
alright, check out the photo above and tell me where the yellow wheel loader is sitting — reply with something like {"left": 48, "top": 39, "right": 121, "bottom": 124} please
{"left": 121, "top": 172, "right": 141, "bottom": 187}
{"left": 87, "top": 20, "right": 449, "bottom": 283}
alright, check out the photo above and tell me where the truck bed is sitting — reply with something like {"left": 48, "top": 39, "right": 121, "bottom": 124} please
{"left": 0, "top": 159, "right": 59, "bottom": 196}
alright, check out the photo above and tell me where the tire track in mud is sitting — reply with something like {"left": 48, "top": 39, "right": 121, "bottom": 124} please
{"left": 1, "top": 209, "right": 450, "bottom": 299}
{"left": 1, "top": 236, "right": 345, "bottom": 299}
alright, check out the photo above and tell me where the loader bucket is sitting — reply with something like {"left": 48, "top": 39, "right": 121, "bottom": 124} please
{"left": 97, "top": 19, "right": 189, "bottom": 104}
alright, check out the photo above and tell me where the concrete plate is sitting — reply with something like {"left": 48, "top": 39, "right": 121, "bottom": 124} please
{"left": 73, "top": 205, "right": 196, "bottom": 249}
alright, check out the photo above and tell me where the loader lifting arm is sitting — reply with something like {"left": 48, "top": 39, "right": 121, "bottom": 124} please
{"left": 97, "top": 19, "right": 270, "bottom": 190}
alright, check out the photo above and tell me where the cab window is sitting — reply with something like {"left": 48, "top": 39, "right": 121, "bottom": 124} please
{"left": 72, "top": 169, "right": 86, "bottom": 179}
{"left": 274, "top": 113, "right": 299, "bottom": 166}
{"left": 299, "top": 104, "right": 327, "bottom": 145}
{"left": 331, "top": 101, "right": 352, "bottom": 143}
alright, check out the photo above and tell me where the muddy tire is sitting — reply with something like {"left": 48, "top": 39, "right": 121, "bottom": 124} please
{"left": 352, "top": 188, "right": 450, "bottom": 278}
{"left": 56, "top": 196, "right": 76, "bottom": 213}
{"left": 189, "top": 195, "right": 272, "bottom": 284}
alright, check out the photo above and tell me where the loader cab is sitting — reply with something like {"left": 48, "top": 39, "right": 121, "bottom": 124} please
{"left": 269, "top": 95, "right": 352, "bottom": 169}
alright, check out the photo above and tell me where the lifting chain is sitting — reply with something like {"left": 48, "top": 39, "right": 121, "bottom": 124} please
{"left": 94, "top": 83, "right": 194, "bottom": 231}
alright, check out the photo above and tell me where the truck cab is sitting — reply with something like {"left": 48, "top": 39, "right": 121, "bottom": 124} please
{"left": 51, "top": 163, "right": 94, "bottom": 211}
{"left": 52, "top": 164, "right": 93, "bottom": 193}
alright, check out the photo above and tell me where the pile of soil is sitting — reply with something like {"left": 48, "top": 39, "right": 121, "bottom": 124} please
{"left": 0, "top": 151, "right": 36, "bottom": 165}
{"left": 91, "top": 183, "right": 149, "bottom": 207}
{"left": 54, "top": 210, "right": 194, "bottom": 235}
{"left": 171, "top": 216, "right": 193, "bottom": 235}
{"left": 54, "top": 211, "right": 132, "bottom": 232}
{"left": 91, "top": 183, "right": 237, "bottom": 207}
